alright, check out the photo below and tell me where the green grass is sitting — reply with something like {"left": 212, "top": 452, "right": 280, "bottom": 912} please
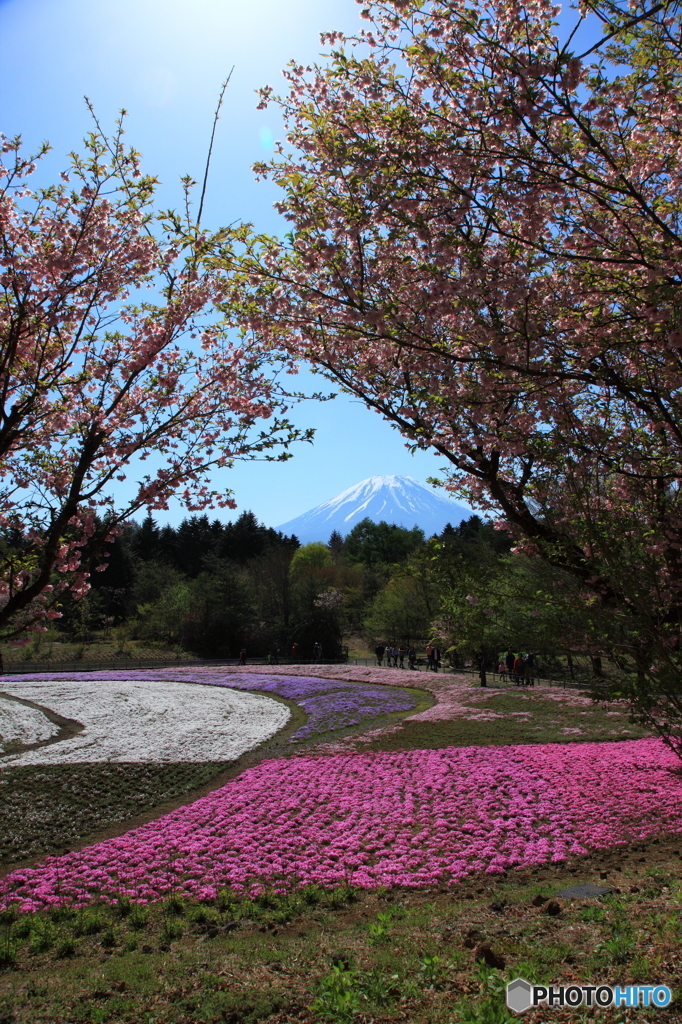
{"left": 364, "top": 691, "right": 649, "bottom": 751}
{"left": 0, "top": 836, "right": 680, "bottom": 1022}
{"left": 1, "top": 636, "right": 196, "bottom": 667}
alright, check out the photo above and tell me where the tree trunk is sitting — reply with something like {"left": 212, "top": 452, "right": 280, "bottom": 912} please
{"left": 590, "top": 655, "right": 603, "bottom": 677}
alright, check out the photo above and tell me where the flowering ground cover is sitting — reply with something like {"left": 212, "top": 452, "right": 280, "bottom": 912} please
{"left": 0, "top": 676, "right": 290, "bottom": 765}
{"left": 0, "top": 671, "right": 424, "bottom": 868}
{"left": 230, "top": 668, "right": 642, "bottom": 754}
{"left": 1, "top": 670, "right": 422, "bottom": 748}
{"left": 0, "top": 694, "right": 58, "bottom": 753}
{"left": 2, "top": 736, "right": 680, "bottom": 912}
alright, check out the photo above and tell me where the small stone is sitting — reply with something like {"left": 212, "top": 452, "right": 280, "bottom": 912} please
{"left": 556, "top": 883, "right": 610, "bottom": 898}
{"left": 545, "top": 901, "right": 562, "bottom": 916}
{"left": 531, "top": 894, "right": 547, "bottom": 907}
{"left": 474, "top": 943, "right": 505, "bottom": 970}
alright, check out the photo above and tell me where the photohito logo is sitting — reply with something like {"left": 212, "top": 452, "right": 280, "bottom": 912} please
{"left": 506, "top": 978, "right": 672, "bottom": 1013}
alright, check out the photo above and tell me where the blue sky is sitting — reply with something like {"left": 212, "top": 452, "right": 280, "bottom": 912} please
{"left": 0, "top": 0, "right": 473, "bottom": 527}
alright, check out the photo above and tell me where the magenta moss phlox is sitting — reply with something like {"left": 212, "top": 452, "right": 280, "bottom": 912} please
{"left": 2, "top": 738, "right": 680, "bottom": 911}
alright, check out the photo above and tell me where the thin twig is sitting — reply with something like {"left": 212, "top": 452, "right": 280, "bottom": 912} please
{"left": 197, "top": 68, "right": 234, "bottom": 227}
{"left": 576, "top": 1, "right": 665, "bottom": 60}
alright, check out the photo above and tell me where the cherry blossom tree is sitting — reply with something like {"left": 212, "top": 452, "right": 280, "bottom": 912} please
{"left": 0, "top": 119, "right": 306, "bottom": 647}
{"left": 240, "top": 0, "right": 682, "bottom": 751}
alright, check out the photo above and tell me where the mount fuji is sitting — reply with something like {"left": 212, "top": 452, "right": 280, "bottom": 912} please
{"left": 276, "top": 475, "right": 471, "bottom": 544}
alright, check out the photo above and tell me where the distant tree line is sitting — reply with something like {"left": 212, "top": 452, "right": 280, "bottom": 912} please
{"left": 5, "top": 508, "right": 608, "bottom": 676}
{"left": 26, "top": 511, "right": 438, "bottom": 660}
{"left": 43, "top": 511, "right": 514, "bottom": 663}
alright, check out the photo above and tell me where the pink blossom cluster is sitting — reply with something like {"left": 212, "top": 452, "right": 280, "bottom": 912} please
{"left": 2, "top": 738, "right": 680, "bottom": 912}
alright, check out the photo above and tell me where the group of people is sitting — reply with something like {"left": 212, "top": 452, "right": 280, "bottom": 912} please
{"left": 499, "top": 649, "right": 536, "bottom": 685}
{"left": 375, "top": 643, "right": 415, "bottom": 669}
{"left": 287, "top": 641, "right": 324, "bottom": 663}
{"left": 424, "top": 643, "right": 442, "bottom": 672}
{"left": 375, "top": 643, "right": 441, "bottom": 671}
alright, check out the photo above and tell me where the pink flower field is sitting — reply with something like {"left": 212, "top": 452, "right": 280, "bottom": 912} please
{"left": 2, "top": 738, "right": 681, "bottom": 912}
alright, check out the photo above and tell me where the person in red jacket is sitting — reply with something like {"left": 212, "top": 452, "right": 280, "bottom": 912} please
{"left": 513, "top": 653, "right": 526, "bottom": 685}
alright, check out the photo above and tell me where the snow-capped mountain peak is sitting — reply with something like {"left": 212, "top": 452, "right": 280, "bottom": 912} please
{"left": 276, "top": 475, "right": 470, "bottom": 544}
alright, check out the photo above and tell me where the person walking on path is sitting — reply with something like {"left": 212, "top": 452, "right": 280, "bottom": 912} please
{"left": 375, "top": 643, "right": 385, "bottom": 667}
{"left": 398, "top": 645, "right": 405, "bottom": 669}
{"left": 426, "top": 643, "right": 434, "bottom": 671}
{"left": 513, "top": 653, "right": 526, "bottom": 685}
{"left": 407, "top": 646, "right": 416, "bottom": 670}
{"left": 433, "top": 646, "right": 441, "bottom": 672}
{"left": 313, "top": 641, "right": 323, "bottom": 663}
{"left": 525, "top": 652, "right": 536, "bottom": 686}
{"left": 291, "top": 642, "right": 299, "bottom": 663}
{"left": 476, "top": 648, "right": 487, "bottom": 686}
{"left": 238, "top": 648, "right": 247, "bottom": 666}
{"left": 505, "top": 649, "right": 515, "bottom": 677}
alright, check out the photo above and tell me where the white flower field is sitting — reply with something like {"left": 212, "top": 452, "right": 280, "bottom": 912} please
{"left": 0, "top": 677, "right": 290, "bottom": 764}
{"left": 0, "top": 693, "right": 59, "bottom": 752}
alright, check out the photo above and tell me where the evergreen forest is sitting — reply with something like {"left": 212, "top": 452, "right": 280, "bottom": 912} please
{"left": 10, "top": 512, "right": 518, "bottom": 664}
{"left": 5, "top": 510, "right": 609, "bottom": 679}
